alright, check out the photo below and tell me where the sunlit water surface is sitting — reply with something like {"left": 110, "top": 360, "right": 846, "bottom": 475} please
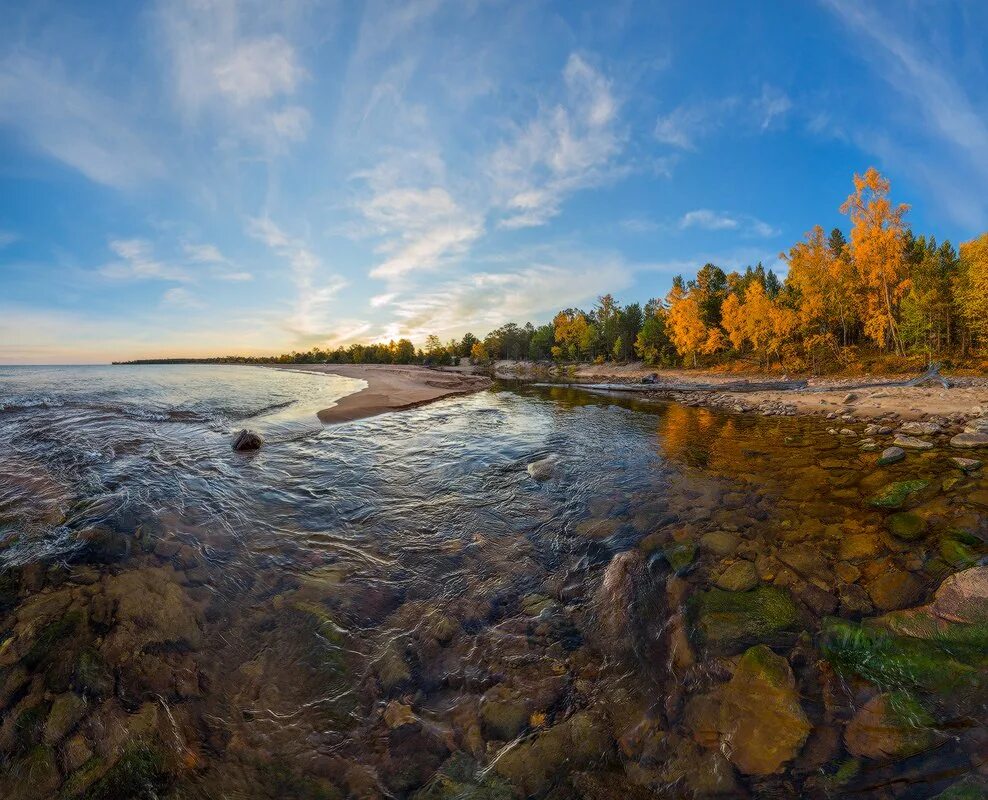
{"left": 0, "top": 365, "right": 984, "bottom": 799}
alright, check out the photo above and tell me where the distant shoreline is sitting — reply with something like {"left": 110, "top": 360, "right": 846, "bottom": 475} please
{"left": 266, "top": 363, "right": 493, "bottom": 424}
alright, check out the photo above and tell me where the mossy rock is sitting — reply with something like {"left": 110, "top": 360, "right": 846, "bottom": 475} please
{"left": 255, "top": 759, "right": 343, "bottom": 800}
{"left": 12, "top": 702, "right": 50, "bottom": 754}
{"left": 939, "top": 536, "right": 978, "bottom": 569}
{"left": 663, "top": 542, "right": 696, "bottom": 574}
{"left": 687, "top": 586, "right": 802, "bottom": 656}
{"left": 82, "top": 742, "right": 172, "bottom": 800}
{"left": 0, "top": 745, "right": 61, "bottom": 800}
{"left": 23, "top": 611, "right": 83, "bottom": 669}
{"left": 845, "top": 691, "right": 938, "bottom": 760}
{"left": 887, "top": 512, "right": 926, "bottom": 541}
{"left": 75, "top": 649, "right": 113, "bottom": 699}
{"left": 412, "top": 752, "right": 514, "bottom": 800}
{"left": 933, "top": 775, "right": 988, "bottom": 799}
{"left": 868, "top": 480, "right": 929, "bottom": 509}
{"left": 821, "top": 618, "right": 988, "bottom": 717}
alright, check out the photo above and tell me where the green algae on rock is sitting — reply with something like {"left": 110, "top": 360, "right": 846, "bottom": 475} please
{"left": 687, "top": 585, "right": 802, "bottom": 655}
{"left": 868, "top": 480, "right": 929, "bottom": 509}
{"left": 844, "top": 692, "right": 939, "bottom": 760}
{"left": 887, "top": 511, "right": 926, "bottom": 541}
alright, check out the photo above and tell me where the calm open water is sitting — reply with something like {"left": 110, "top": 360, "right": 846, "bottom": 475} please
{"left": 0, "top": 365, "right": 984, "bottom": 799}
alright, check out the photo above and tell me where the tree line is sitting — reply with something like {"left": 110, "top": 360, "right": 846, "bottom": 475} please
{"left": 120, "top": 169, "right": 988, "bottom": 373}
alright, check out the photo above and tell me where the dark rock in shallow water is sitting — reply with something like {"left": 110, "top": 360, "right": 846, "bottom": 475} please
{"left": 232, "top": 429, "right": 263, "bottom": 451}
{"left": 687, "top": 585, "right": 801, "bottom": 655}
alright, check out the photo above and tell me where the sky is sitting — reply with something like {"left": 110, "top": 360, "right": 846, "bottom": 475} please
{"left": 1, "top": 1, "right": 987, "bottom": 364}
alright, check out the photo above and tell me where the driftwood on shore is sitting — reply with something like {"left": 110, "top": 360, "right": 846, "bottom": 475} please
{"left": 533, "top": 362, "right": 952, "bottom": 396}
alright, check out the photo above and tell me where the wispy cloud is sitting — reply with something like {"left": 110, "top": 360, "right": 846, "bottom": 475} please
{"left": 247, "top": 217, "right": 347, "bottom": 342}
{"left": 489, "top": 54, "right": 624, "bottom": 229}
{"left": 156, "top": 1, "right": 310, "bottom": 148}
{"left": 100, "top": 239, "right": 191, "bottom": 282}
{"left": 0, "top": 53, "right": 162, "bottom": 187}
{"left": 182, "top": 242, "right": 252, "bottom": 281}
{"left": 654, "top": 85, "right": 790, "bottom": 151}
{"left": 161, "top": 287, "right": 202, "bottom": 309}
{"left": 753, "top": 84, "right": 792, "bottom": 131}
{"left": 824, "top": 0, "right": 988, "bottom": 228}
{"left": 679, "top": 209, "right": 779, "bottom": 237}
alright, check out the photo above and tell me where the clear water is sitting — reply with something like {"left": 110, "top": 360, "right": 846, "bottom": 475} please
{"left": 0, "top": 366, "right": 984, "bottom": 799}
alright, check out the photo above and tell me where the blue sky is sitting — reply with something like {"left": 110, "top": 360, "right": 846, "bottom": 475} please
{"left": 1, "top": 0, "right": 987, "bottom": 363}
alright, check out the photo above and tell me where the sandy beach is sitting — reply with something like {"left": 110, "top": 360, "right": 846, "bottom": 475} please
{"left": 272, "top": 363, "right": 493, "bottom": 423}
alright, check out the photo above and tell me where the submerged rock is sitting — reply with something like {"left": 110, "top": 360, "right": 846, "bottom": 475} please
{"left": 877, "top": 446, "right": 905, "bottom": 466}
{"left": 949, "top": 457, "right": 982, "bottom": 472}
{"left": 663, "top": 542, "right": 696, "bottom": 574}
{"left": 526, "top": 456, "right": 557, "bottom": 482}
{"left": 887, "top": 511, "right": 926, "bottom": 541}
{"left": 892, "top": 435, "right": 934, "bottom": 450}
{"left": 716, "top": 645, "right": 811, "bottom": 775}
{"left": 867, "top": 480, "right": 928, "bottom": 509}
{"left": 699, "top": 531, "right": 740, "bottom": 557}
{"left": 844, "top": 693, "right": 937, "bottom": 760}
{"left": 931, "top": 565, "right": 988, "bottom": 624}
{"left": 687, "top": 585, "right": 801, "bottom": 656}
{"left": 232, "top": 429, "right": 263, "bottom": 451}
{"left": 714, "top": 560, "right": 759, "bottom": 592}
{"left": 866, "top": 569, "right": 923, "bottom": 612}
{"left": 950, "top": 432, "right": 988, "bottom": 448}
{"left": 899, "top": 421, "right": 941, "bottom": 435}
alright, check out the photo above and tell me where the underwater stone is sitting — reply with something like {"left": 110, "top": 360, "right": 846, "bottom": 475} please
{"left": 950, "top": 432, "right": 988, "bottom": 448}
{"left": 714, "top": 560, "right": 759, "bottom": 592}
{"left": 687, "top": 585, "right": 801, "bottom": 656}
{"left": 949, "top": 457, "right": 982, "bottom": 472}
{"left": 892, "top": 435, "right": 934, "bottom": 450}
{"left": 887, "top": 512, "right": 926, "bottom": 541}
{"left": 844, "top": 693, "right": 937, "bottom": 760}
{"left": 867, "top": 480, "right": 929, "bottom": 509}
{"left": 877, "top": 446, "right": 905, "bottom": 466}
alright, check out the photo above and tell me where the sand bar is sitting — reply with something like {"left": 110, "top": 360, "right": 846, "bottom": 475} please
{"left": 271, "top": 364, "right": 493, "bottom": 424}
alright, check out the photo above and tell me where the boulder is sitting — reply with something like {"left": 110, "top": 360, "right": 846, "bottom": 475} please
{"left": 877, "top": 447, "right": 905, "bottom": 466}
{"left": 232, "top": 429, "right": 263, "bottom": 451}
{"left": 687, "top": 585, "right": 801, "bottom": 655}
{"left": 700, "top": 531, "right": 740, "bottom": 556}
{"left": 950, "top": 432, "right": 988, "bottom": 449}
{"left": 899, "top": 421, "right": 941, "bottom": 435}
{"left": 716, "top": 645, "right": 811, "bottom": 775}
{"left": 526, "top": 456, "right": 556, "bottom": 482}
{"left": 714, "top": 561, "right": 759, "bottom": 592}
{"left": 844, "top": 693, "right": 937, "bottom": 760}
{"left": 931, "top": 566, "right": 988, "bottom": 624}
{"left": 963, "top": 417, "right": 988, "bottom": 434}
{"left": 866, "top": 569, "right": 924, "bottom": 612}
{"left": 892, "top": 435, "right": 934, "bottom": 450}
{"left": 887, "top": 512, "right": 926, "bottom": 541}
{"left": 868, "top": 480, "right": 928, "bottom": 509}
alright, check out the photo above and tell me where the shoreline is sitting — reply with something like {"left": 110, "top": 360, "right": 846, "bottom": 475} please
{"left": 268, "top": 363, "right": 493, "bottom": 424}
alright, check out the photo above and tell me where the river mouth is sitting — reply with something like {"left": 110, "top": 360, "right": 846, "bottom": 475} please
{"left": 0, "top": 371, "right": 985, "bottom": 799}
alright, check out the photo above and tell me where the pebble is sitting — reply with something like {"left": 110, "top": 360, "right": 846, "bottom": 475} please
{"left": 892, "top": 434, "right": 934, "bottom": 450}
{"left": 877, "top": 446, "right": 905, "bottom": 465}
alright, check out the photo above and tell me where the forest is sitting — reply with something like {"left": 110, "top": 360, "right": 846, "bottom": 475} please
{"left": 124, "top": 169, "right": 988, "bottom": 374}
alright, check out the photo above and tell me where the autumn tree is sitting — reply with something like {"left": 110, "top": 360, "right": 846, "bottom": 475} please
{"left": 841, "top": 168, "right": 910, "bottom": 354}
{"left": 665, "top": 280, "right": 708, "bottom": 366}
{"left": 955, "top": 233, "right": 988, "bottom": 350}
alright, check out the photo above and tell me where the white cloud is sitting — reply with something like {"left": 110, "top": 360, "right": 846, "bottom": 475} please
{"left": 0, "top": 53, "right": 162, "bottom": 187}
{"left": 824, "top": 0, "right": 988, "bottom": 228}
{"left": 753, "top": 84, "right": 792, "bottom": 131}
{"left": 247, "top": 216, "right": 348, "bottom": 342}
{"left": 679, "top": 210, "right": 739, "bottom": 231}
{"left": 183, "top": 243, "right": 225, "bottom": 263}
{"left": 157, "top": 1, "right": 310, "bottom": 147}
{"left": 654, "top": 97, "right": 739, "bottom": 150}
{"left": 370, "top": 292, "right": 397, "bottom": 308}
{"left": 489, "top": 53, "right": 624, "bottom": 229}
{"left": 161, "top": 287, "right": 202, "bottom": 309}
{"left": 100, "top": 239, "right": 191, "bottom": 282}
{"left": 679, "top": 209, "right": 779, "bottom": 238}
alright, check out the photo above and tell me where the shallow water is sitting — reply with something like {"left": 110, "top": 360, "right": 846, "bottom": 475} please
{"left": 0, "top": 366, "right": 984, "bottom": 799}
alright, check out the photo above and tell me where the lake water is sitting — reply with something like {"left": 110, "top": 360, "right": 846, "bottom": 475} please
{"left": 0, "top": 365, "right": 984, "bottom": 799}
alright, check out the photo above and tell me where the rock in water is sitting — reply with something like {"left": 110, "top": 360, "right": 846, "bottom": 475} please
{"left": 899, "top": 421, "right": 941, "bottom": 435}
{"left": 877, "top": 446, "right": 905, "bottom": 466}
{"left": 526, "top": 456, "right": 556, "bottom": 481}
{"left": 931, "top": 566, "right": 988, "bottom": 624}
{"left": 867, "top": 480, "right": 928, "bottom": 509}
{"left": 687, "top": 585, "right": 801, "bottom": 655}
{"left": 232, "top": 429, "right": 263, "bottom": 451}
{"left": 949, "top": 457, "right": 982, "bottom": 472}
{"left": 716, "top": 645, "right": 811, "bottom": 775}
{"left": 892, "top": 434, "right": 934, "bottom": 450}
{"left": 950, "top": 432, "right": 988, "bottom": 449}
{"left": 887, "top": 511, "right": 926, "bottom": 541}
{"left": 844, "top": 694, "right": 936, "bottom": 760}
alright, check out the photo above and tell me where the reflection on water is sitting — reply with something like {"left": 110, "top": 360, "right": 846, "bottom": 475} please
{"left": 0, "top": 368, "right": 985, "bottom": 799}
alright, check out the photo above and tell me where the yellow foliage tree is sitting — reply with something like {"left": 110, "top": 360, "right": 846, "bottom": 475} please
{"left": 840, "top": 168, "right": 910, "bottom": 354}
{"left": 956, "top": 233, "right": 988, "bottom": 347}
{"left": 665, "top": 284, "right": 708, "bottom": 366}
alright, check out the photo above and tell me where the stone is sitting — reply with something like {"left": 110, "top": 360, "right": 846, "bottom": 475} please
{"left": 939, "top": 536, "right": 977, "bottom": 569}
{"left": 835, "top": 561, "right": 861, "bottom": 584}
{"left": 43, "top": 692, "right": 87, "bottom": 745}
{"left": 844, "top": 693, "right": 937, "bottom": 760}
{"left": 384, "top": 701, "right": 416, "bottom": 730}
{"left": 842, "top": 393, "right": 858, "bottom": 404}
{"left": 866, "top": 569, "right": 924, "bottom": 612}
{"left": 892, "top": 434, "right": 934, "bottom": 450}
{"left": 931, "top": 775, "right": 988, "bottom": 799}
{"left": 949, "top": 457, "right": 982, "bottom": 472}
{"left": 716, "top": 645, "right": 811, "bottom": 775}
{"left": 899, "top": 421, "right": 941, "bottom": 435}
{"left": 839, "top": 533, "right": 883, "bottom": 562}
{"left": 687, "top": 585, "right": 801, "bottom": 656}
{"left": 61, "top": 733, "right": 93, "bottom": 773}
{"left": 963, "top": 417, "right": 988, "bottom": 433}
{"left": 931, "top": 566, "right": 988, "bottom": 624}
{"left": 699, "top": 531, "right": 740, "bottom": 556}
{"left": 526, "top": 457, "right": 556, "bottom": 482}
{"left": 480, "top": 685, "right": 529, "bottom": 741}
{"left": 950, "top": 432, "right": 988, "bottom": 448}
{"left": 877, "top": 447, "right": 905, "bottom": 466}
{"left": 232, "top": 429, "right": 263, "bottom": 451}
{"left": 663, "top": 541, "right": 696, "bottom": 574}
{"left": 886, "top": 512, "right": 926, "bottom": 541}
{"left": 714, "top": 561, "right": 759, "bottom": 592}
{"left": 868, "top": 480, "right": 928, "bottom": 509}
{"left": 595, "top": 550, "right": 645, "bottom": 652}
